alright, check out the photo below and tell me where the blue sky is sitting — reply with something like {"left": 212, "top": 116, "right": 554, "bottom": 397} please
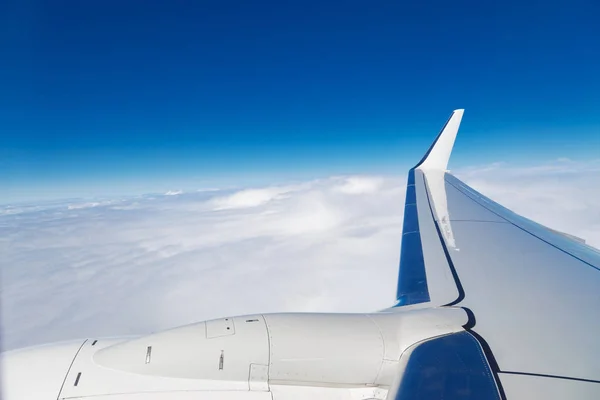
{"left": 2, "top": 0, "right": 599, "bottom": 203}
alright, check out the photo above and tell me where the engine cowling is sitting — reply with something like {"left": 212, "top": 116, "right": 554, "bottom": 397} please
{"left": 2, "top": 308, "right": 468, "bottom": 399}
{"left": 94, "top": 313, "right": 386, "bottom": 387}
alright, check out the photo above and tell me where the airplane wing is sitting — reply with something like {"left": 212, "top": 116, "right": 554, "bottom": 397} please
{"left": 390, "top": 110, "right": 600, "bottom": 398}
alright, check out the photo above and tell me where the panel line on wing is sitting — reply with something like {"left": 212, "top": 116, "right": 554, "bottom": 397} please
{"left": 56, "top": 340, "right": 87, "bottom": 400}
{"left": 498, "top": 371, "right": 600, "bottom": 384}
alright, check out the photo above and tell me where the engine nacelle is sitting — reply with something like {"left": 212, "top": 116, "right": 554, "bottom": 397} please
{"left": 2, "top": 308, "right": 468, "bottom": 399}
{"left": 95, "top": 313, "right": 385, "bottom": 387}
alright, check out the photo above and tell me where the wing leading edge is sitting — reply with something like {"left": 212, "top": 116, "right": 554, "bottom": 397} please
{"left": 393, "top": 110, "right": 600, "bottom": 398}
{"left": 395, "top": 109, "right": 464, "bottom": 307}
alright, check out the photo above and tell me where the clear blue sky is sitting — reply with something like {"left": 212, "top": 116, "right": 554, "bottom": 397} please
{"left": 2, "top": 0, "right": 599, "bottom": 203}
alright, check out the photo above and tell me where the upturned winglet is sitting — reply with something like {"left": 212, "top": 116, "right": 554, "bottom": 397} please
{"left": 415, "top": 109, "right": 464, "bottom": 171}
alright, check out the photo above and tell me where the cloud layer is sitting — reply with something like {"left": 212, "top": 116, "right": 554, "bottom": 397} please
{"left": 2, "top": 161, "right": 599, "bottom": 350}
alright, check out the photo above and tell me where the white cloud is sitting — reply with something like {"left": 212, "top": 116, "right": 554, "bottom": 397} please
{"left": 1, "top": 162, "right": 599, "bottom": 351}
{"left": 211, "top": 187, "right": 292, "bottom": 210}
{"left": 333, "top": 176, "right": 384, "bottom": 195}
{"left": 67, "top": 202, "right": 102, "bottom": 209}
{"left": 66, "top": 200, "right": 122, "bottom": 210}
{"left": 0, "top": 177, "right": 404, "bottom": 350}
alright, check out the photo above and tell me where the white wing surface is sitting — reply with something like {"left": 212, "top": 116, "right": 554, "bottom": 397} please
{"left": 392, "top": 110, "right": 600, "bottom": 398}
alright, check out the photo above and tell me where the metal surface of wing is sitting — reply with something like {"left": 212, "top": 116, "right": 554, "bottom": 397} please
{"left": 393, "top": 110, "right": 600, "bottom": 398}
{"left": 394, "top": 110, "right": 464, "bottom": 307}
{"left": 441, "top": 172, "right": 600, "bottom": 387}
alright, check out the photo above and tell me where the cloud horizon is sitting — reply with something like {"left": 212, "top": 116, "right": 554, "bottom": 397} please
{"left": 2, "top": 160, "right": 599, "bottom": 351}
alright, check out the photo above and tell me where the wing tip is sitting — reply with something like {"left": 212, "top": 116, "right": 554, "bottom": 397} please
{"left": 415, "top": 109, "right": 464, "bottom": 171}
